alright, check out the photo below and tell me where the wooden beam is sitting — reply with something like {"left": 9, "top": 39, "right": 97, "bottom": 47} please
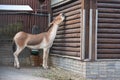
{"left": 98, "top": 33, "right": 120, "bottom": 38}
{"left": 56, "top": 33, "right": 80, "bottom": 38}
{"left": 98, "top": 44, "right": 120, "bottom": 49}
{"left": 98, "top": 28, "right": 120, "bottom": 34}
{"left": 98, "top": 23, "right": 120, "bottom": 28}
{"left": 50, "top": 54, "right": 81, "bottom": 60}
{"left": 52, "top": 0, "right": 81, "bottom": 11}
{"left": 57, "top": 28, "right": 81, "bottom": 34}
{"left": 98, "top": 8, "right": 120, "bottom": 13}
{"left": 53, "top": 9, "right": 81, "bottom": 17}
{"left": 97, "top": 54, "right": 120, "bottom": 59}
{"left": 61, "top": 19, "right": 80, "bottom": 25}
{"left": 53, "top": 4, "right": 81, "bottom": 16}
{"left": 97, "top": 3, "right": 120, "bottom": 8}
{"left": 89, "top": 0, "right": 97, "bottom": 61}
{"left": 98, "top": 49, "right": 120, "bottom": 54}
{"left": 53, "top": 43, "right": 80, "bottom": 47}
{"left": 51, "top": 50, "right": 80, "bottom": 57}
{"left": 98, "top": 38, "right": 120, "bottom": 44}
{"left": 81, "top": 0, "right": 90, "bottom": 60}
{"left": 52, "top": 46, "right": 80, "bottom": 52}
{"left": 97, "top": 0, "right": 120, "bottom": 3}
{"left": 98, "top": 18, "right": 120, "bottom": 23}
{"left": 59, "top": 23, "right": 81, "bottom": 30}
{"left": 98, "top": 13, "right": 120, "bottom": 18}
{"left": 54, "top": 38, "right": 81, "bottom": 43}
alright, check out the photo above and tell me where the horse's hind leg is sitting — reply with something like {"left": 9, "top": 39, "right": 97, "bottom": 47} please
{"left": 13, "top": 47, "right": 23, "bottom": 69}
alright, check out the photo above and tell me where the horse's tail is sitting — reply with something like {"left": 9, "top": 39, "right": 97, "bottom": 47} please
{"left": 12, "top": 40, "right": 16, "bottom": 53}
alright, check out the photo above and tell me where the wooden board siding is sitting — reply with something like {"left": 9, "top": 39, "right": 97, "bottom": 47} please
{"left": 0, "top": 0, "right": 50, "bottom": 12}
{"left": 51, "top": 0, "right": 81, "bottom": 57}
{"left": 0, "top": 13, "right": 48, "bottom": 39}
{"left": 0, "top": 0, "right": 50, "bottom": 39}
{"left": 97, "top": 0, "right": 120, "bottom": 59}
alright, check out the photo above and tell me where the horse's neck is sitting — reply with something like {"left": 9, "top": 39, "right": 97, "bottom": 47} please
{"left": 47, "top": 24, "right": 58, "bottom": 41}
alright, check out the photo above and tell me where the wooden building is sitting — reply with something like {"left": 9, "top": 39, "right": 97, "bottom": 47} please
{"left": 50, "top": 0, "right": 120, "bottom": 79}
{"left": 50, "top": 0, "right": 120, "bottom": 60}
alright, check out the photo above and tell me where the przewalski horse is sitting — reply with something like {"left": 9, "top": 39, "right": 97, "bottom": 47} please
{"left": 12, "top": 13, "right": 65, "bottom": 69}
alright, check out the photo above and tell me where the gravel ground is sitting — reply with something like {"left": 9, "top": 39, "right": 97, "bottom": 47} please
{"left": 0, "top": 66, "right": 83, "bottom": 80}
{"left": 0, "top": 66, "right": 49, "bottom": 80}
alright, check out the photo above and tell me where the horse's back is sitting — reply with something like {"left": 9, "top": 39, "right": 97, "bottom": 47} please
{"left": 13, "top": 31, "right": 28, "bottom": 47}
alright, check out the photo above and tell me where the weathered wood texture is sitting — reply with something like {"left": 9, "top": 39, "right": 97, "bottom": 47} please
{"left": 51, "top": 0, "right": 81, "bottom": 57}
{"left": 0, "top": 0, "right": 50, "bottom": 39}
{"left": 0, "top": 0, "right": 50, "bottom": 12}
{"left": 97, "top": 0, "right": 120, "bottom": 59}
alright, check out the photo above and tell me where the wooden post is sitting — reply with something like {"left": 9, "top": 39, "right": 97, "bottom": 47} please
{"left": 89, "top": 0, "right": 97, "bottom": 61}
{"left": 81, "top": 0, "right": 90, "bottom": 60}
{"left": 81, "top": 0, "right": 97, "bottom": 61}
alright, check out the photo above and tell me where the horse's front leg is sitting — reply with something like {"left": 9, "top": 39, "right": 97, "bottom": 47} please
{"left": 43, "top": 48, "right": 49, "bottom": 69}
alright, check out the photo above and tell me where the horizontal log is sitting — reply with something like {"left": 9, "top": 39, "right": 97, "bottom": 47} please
{"left": 54, "top": 38, "right": 81, "bottom": 43}
{"left": 97, "top": 49, "right": 120, "bottom": 54}
{"left": 98, "top": 8, "right": 120, "bottom": 13}
{"left": 53, "top": 5, "right": 81, "bottom": 16}
{"left": 53, "top": 43, "right": 80, "bottom": 47}
{"left": 97, "top": 0, "right": 120, "bottom": 3}
{"left": 61, "top": 19, "right": 80, "bottom": 26}
{"left": 53, "top": 9, "right": 81, "bottom": 17}
{"left": 65, "top": 14, "right": 81, "bottom": 21}
{"left": 53, "top": 0, "right": 81, "bottom": 12}
{"left": 98, "top": 33, "right": 120, "bottom": 38}
{"left": 59, "top": 23, "right": 81, "bottom": 30}
{"left": 98, "top": 23, "right": 120, "bottom": 28}
{"left": 98, "top": 38, "right": 120, "bottom": 44}
{"left": 57, "top": 28, "right": 81, "bottom": 34}
{"left": 53, "top": 13, "right": 81, "bottom": 21}
{"left": 64, "top": 9, "right": 81, "bottom": 17}
{"left": 97, "top": 54, "right": 120, "bottom": 59}
{"left": 51, "top": 50, "right": 80, "bottom": 57}
{"left": 50, "top": 54, "right": 81, "bottom": 60}
{"left": 98, "top": 18, "right": 120, "bottom": 23}
{"left": 98, "top": 28, "right": 120, "bottom": 34}
{"left": 97, "top": 3, "right": 120, "bottom": 8}
{"left": 98, "top": 13, "right": 120, "bottom": 18}
{"left": 56, "top": 33, "right": 80, "bottom": 38}
{"left": 98, "top": 44, "right": 120, "bottom": 49}
{"left": 52, "top": 47, "right": 80, "bottom": 52}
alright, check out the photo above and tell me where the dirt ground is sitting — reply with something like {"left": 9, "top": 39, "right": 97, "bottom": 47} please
{"left": 0, "top": 66, "right": 49, "bottom": 80}
{"left": 0, "top": 66, "right": 82, "bottom": 80}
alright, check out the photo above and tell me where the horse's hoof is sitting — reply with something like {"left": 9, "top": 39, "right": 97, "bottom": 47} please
{"left": 43, "top": 66, "right": 49, "bottom": 69}
{"left": 16, "top": 67, "right": 20, "bottom": 69}
{"left": 16, "top": 66, "right": 20, "bottom": 69}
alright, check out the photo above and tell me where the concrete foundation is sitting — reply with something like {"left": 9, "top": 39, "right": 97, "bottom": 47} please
{"left": 50, "top": 55, "right": 120, "bottom": 80}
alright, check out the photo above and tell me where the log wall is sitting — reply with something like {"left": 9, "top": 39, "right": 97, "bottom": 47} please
{"left": 51, "top": 0, "right": 81, "bottom": 57}
{"left": 97, "top": 0, "right": 120, "bottom": 59}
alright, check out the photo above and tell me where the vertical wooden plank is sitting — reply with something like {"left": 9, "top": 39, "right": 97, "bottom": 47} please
{"left": 81, "top": 0, "right": 90, "bottom": 60}
{"left": 89, "top": 0, "right": 97, "bottom": 61}
{"left": 81, "top": 0, "right": 85, "bottom": 60}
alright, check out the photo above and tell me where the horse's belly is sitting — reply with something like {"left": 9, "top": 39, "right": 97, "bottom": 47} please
{"left": 26, "top": 38, "right": 53, "bottom": 49}
{"left": 26, "top": 40, "right": 49, "bottom": 49}
{"left": 27, "top": 44, "right": 47, "bottom": 49}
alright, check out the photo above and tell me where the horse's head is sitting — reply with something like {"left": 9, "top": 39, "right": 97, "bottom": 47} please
{"left": 52, "top": 13, "right": 65, "bottom": 25}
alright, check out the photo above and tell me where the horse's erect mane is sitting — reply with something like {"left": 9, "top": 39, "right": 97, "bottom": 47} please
{"left": 45, "top": 22, "right": 53, "bottom": 32}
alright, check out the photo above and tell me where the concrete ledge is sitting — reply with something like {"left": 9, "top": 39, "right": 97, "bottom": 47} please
{"left": 50, "top": 55, "right": 120, "bottom": 80}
